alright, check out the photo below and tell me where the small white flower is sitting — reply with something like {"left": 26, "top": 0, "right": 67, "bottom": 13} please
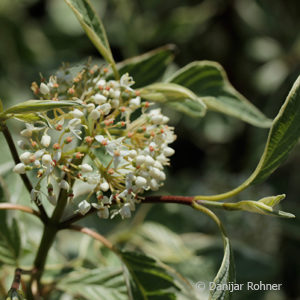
{"left": 20, "top": 151, "right": 32, "bottom": 165}
{"left": 13, "top": 163, "right": 26, "bottom": 174}
{"left": 40, "top": 82, "right": 50, "bottom": 94}
{"left": 120, "top": 73, "right": 135, "bottom": 88}
{"left": 42, "top": 154, "right": 52, "bottom": 165}
{"left": 129, "top": 96, "right": 141, "bottom": 110}
{"left": 100, "top": 181, "right": 109, "bottom": 192}
{"left": 99, "top": 103, "right": 111, "bottom": 115}
{"left": 119, "top": 203, "right": 131, "bottom": 219}
{"left": 71, "top": 109, "right": 84, "bottom": 118}
{"left": 68, "top": 118, "right": 82, "bottom": 139}
{"left": 135, "top": 176, "right": 147, "bottom": 188}
{"left": 80, "top": 164, "right": 93, "bottom": 172}
{"left": 163, "top": 147, "right": 175, "bottom": 157}
{"left": 78, "top": 200, "right": 91, "bottom": 215}
{"left": 41, "top": 134, "right": 51, "bottom": 148}
{"left": 97, "top": 207, "right": 109, "bottom": 219}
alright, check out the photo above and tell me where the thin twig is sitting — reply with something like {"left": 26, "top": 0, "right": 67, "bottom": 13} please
{"left": 0, "top": 203, "right": 40, "bottom": 218}
{"left": 60, "top": 195, "right": 195, "bottom": 228}
{"left": 68, "top": 224, "right": 115, "bottom": 252}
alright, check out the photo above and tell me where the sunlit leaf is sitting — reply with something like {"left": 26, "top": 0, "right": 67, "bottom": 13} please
{"left": 167, "top": 61, "right": 271, "bottom": 127}
{"left": 64, "top": 0, "right": 117, "bottom": 75}
{"left": 140, "top": 82, "right": 207, "bottom": 117}
{"left": 1, "top": 100, "right": 81, "bottom": 119}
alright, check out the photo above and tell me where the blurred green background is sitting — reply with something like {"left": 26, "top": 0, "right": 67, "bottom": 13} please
{"left": 0, "top": 0, "right": 300, "bottom": 299}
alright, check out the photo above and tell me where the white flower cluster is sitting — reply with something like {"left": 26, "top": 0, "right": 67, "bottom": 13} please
{"left": 14, "top": 64, "right": 176, "bottom": 219}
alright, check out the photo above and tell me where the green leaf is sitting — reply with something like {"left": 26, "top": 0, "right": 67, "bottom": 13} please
{"left": 250, "top": 75, "right": 300, "bottom": 184}
{"left": 195, "top": 76, "right": 300, "bottom": 201}
{"left": 0, "top": 218, "right": 21, "bottom": 265}
{"left": 64, "top": 0, "right": 117, "bottom": 76}
{"left": 192, "top": 203, "right": 235, "bottom": 300}
{"left": 1, "top": 100, "right": 81, "bottom": 119}
{"left": 140, "top": 82, "right": 207, "bottom": 117}
{"left": 115, "top": 45, "right": 175, "bottom": 88}
{"left": 167, "top": 61, "right": 271, "bottom": 127}
{"left": 120, "top": 251, "right": 179, "bottom": 300}
{"left": 209, "top": 237, "right": 235, "bottom": 300}
{"left": 57, "top": 267, "right": 127, "bottom": 300}
{"left": 200, "top": 195, "right": 295, "bottom": 218}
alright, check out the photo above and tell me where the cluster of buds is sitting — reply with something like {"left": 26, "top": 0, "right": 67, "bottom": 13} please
{"left": 14, "top": 63, "right": 176, "bottom": 219}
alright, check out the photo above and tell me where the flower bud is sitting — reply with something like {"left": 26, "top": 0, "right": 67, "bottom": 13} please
{"left": 20, "top": 128, "right": 32, "bottom": 137}
{"left": 135, "top": 176, "right": 147, "bottom": 187}
{"left": 80, "top": 164, "right": 93, "bottom": 172}
{"left": 120, "top": 203, "right": 131, "bottom": 219}
{"left": 40, "top": 82, "right": 50, "bottom": 95}
{"left": 99, "top": 103, "right": 111, "bottom": 115}
{"left": 71, "top": 109, "right": 84, "bottom": 118}
{"left": 144, "top": 155, "right": 155, "bottom": 166}
{"left": 100, "top": 181, "right": 109, "bottom": 192}
{"left": 129, "top": 96, "right": 141, "bottom": 109}
{"left": 97, "top": 207, "right": 109, "bottom": 219}
{"left": 89, "top": 109, "right": 100, "bottom": 120}
{"left": 78, "top": 200, "right": 91, "bottom": 215}
{"left": 135, "top": 155, "right": 146, "bottom": 165}
{"left": 86, "top": 103, "right": 95, "bottom": 112}
{"left": 42, "top": 154, "right": 52, "bottom": 165}
{"left": 150, "top": 178, "right": 159, "bottom": 191}
{"left": 41, "top": 134, "right": 51, "bottom": 148}
{"left": 93, "top": 93, "right": 107, "bottom": 104}
{"left": 59, "top": 180, "right": 69, "bottom": 190}
{"left": 20, "top": 151, "right": 32, "bottom": 164}
{"left": 163, "top": 147, "right": 175, "bottom": 157}
{"left": 151, "top": 115, "right": 164, "bottom": 124}
{"left": 13, "top": 163, "right": 26, "bottom": 174}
